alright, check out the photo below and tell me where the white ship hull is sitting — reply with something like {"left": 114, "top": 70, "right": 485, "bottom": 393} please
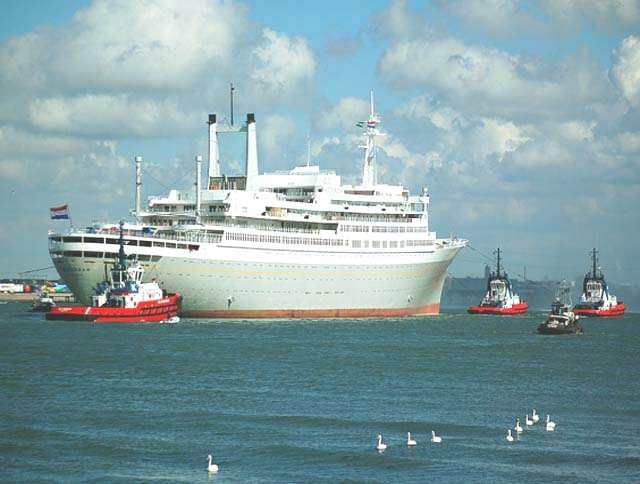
{"left": 51, "top": 240, "right": 463, "bottom": 318}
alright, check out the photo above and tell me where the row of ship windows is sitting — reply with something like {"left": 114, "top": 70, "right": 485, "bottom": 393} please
{"left": 51, "top": 251, "right": 162, "bottom": 261}
{"left": 351, "top": 240, "right": 433, "bottom": 248}
{"left": 226, "top": 232, "right": 346, "bottom": 246}
{"left": 225, "top": 232, "right": 433, "bottom": 248}
{"left": 50, "top": 236, "right": 206, "bottom": 250}
{"left": 340, "top": 225, "right": 429, "bottom": 233}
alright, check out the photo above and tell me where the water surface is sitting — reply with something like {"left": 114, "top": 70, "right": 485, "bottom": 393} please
{"left": 2, "top": 303, "right": 639, "bottom": 483}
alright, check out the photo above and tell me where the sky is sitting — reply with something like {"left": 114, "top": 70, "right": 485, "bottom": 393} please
{"left": 1, "top": 0, "right": 639, "bottom": 284}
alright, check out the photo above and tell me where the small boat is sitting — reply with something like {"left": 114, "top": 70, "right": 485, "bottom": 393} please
{"left": 538, "top": 280, "right": 583, "bottom": 335}
{"left": 46, "top": 223, "right": 182, "bottom": 323}
{"left": 30, "top": 292, "right": 56, "bottom": 312}
{"left": 573, "top": 248, "right": 625, "bottom": 318}
{"left": 468, "top": 248, "right": 528, "bottom": 315}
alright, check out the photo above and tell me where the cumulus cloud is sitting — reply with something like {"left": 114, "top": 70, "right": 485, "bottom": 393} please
{"left": 540, "top": 0, "right": 640, "bottom": 32}
{"left": 440, "top": 0, "right": 540, "bottom": 37}
{"left": 315, "top": 97, "right": 370, "bottom": 132}
{"left": 379, "top": 35, "right": 611, "bottom": 119}
{"left": 0, "top": 126, "right": 94, "bottom": 158}
{"left": 393, "top": 95, "right": 465, "bottom": 131}
{"left": 370, "top": 0, "right": 430, "bottom": 40}
{"left": 0, "top": 0, "right": 317, "bottom": 136}
{"left": 0, "top": 0, "right": 246, "bottom": 93}
{"left": 259, "top": 113, "right": 302, "bottom": 169}
{"left": 28, "top": 94, "right": 195, "bottom": 137}
{"left": 468, "top": 118, "right": 531, "bottom": 163}
{"left": 249, "top": 29, "right": 316, "bottom": 100}
{"left": 610, "top": 36, "right": 640, "bottom": 107}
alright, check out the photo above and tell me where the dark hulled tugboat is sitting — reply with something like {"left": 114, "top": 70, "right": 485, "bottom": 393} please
{"left": 573, "top": 248, "right": 625, "bottom": 318}
{"left": 538, "top": 280, "right": 582, "bottom": 335}
{"left": 46, "top": 222, "right": 182, "bottom": 323}
{"left": 468, "top": 248, "right": 528, "bottom": 315}
{"left": 30, "top": 292, "right": 56, "bottom": 312}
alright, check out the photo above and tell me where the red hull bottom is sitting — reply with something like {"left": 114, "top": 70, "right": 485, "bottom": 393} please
{"left": 573, "top": 303, "right": 625, "bottom": 318}
{"left": 46, "top": 295, "right": 181, "bottom": 322}
{"left": 467, "top": 302, "right": 528, "bottom": 315}
{"left": 182, "top": 302, "right": 440, "bottom": 319}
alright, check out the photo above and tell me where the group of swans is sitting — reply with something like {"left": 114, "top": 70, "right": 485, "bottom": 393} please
{"left": 507, "top": 409, "right": 556, "bottom": 441}
{"left": 376, "top": 431, "right": 442, "bottom": 451}
{"left": 208, "top": 411, "right": 557, "bottom": 471}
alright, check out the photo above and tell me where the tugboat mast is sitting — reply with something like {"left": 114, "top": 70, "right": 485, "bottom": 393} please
{"left": 591, "top": 248, "right": 598, "bottom": 278}
{"left": 494, "top": 247, "right": 502, "bottom": 278}
{"left": 117, "top": 221, "right": 126, "bottom": 271}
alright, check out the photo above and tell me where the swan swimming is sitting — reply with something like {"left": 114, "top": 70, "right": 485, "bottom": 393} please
{"left": 431, "top": 430, "right": 442, "bottom": 443}
{"left": 506, "top": 429, "right": 514, "bottom": 442}
{"left": 376, "top": 434, "right": 387, "bottom": 451}
{"left": 207, "top": 454, "right": 219, "bottom": 473}
{"left": 514, "top": 418, "right": 523, "bottom": 433}
{"left": 407, "top": 432, "right": 417, "bottom": 446}
{"left": 532, "top": 408, "right": 540, "bottom": 423}
{"left": 525, "top": 414, "right": 533, "bottom": 427}
{"left": 546, "top": 415, "right": 556, "bottom": 431}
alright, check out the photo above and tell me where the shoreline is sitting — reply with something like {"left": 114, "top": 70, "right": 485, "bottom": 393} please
{"left": 0, "top": 293, "right": 75, "bottom": 302}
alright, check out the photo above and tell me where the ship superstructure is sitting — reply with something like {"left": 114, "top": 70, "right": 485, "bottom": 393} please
{"left": 48, "top": 93, "right": 466, "bottom": 318}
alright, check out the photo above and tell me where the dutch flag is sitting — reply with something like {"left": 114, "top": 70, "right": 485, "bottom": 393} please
{"left": 50, "top": 204, "right": 69, "bottom": 220}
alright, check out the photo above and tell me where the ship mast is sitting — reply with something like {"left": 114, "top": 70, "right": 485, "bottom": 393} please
{"left": 494, "top": 247, "right": 502, "bottom": 278}
{"left": 359, "top": 91, "right": 382, "bottom": 188}
{"left": 591, "top": 248, "right": 598, "bottom": 278}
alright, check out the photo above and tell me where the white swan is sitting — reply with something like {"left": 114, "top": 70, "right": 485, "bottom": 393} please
{"left": 431, "top": 430, "right": 442, "bottom": 443}
{"left": 546, "top": 415, "right": 556, "bottom": 431}
{"left": 207, "top": 454, "right": 219, "bottom": 473}
{"left": 514, "top": 418, "right": 523, "bottom": 433}
{"left": 376, "top": 434, "right": 387, "bottom": 451}
{"left": 532, "top": 408, "right": 540, "bottom": 423}
{"left": 407, "top": 432, "right": 417, "bottom": 446}
{"left": 525, "top": 414, "right": 533, "bottom": 427}
{"left": 506, "top": 429, "right": 514, "bottom": 442}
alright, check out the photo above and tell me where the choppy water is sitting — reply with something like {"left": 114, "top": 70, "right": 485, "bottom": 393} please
{"left": 1, "top": 302, "right": 639, "bottom": 483}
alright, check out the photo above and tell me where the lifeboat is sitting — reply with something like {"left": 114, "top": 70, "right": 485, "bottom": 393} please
{"left": 572, "top": 249, "right": 625, "bottom": 318}
{"left": 46, "top": 222, "right": 181, "bottom": 323}
{"left": 468, "top": 248, "right": 528, "bottom": 315}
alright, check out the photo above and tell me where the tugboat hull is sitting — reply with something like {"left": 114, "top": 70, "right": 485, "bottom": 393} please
{"left": 467, "top": 302, "right": 528, "bottom": 315}
{"left": 46, "top": 294, "right": 181, "bottom": 323}
{"left": 573, "top": 302, "right": 625, "bottom": 318}
{"left": 537, "top": 322, "right": 583, "bottom": 335}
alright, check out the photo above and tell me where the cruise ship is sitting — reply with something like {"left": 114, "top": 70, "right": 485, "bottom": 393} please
{"left": 48, "top": 93, "right": 466, "bottom": 318}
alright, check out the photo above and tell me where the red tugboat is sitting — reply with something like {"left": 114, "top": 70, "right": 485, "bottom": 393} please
{"left": 467, "top": 248, "right": 528, "bottom": 315}
{"left": 46, "top": 222, "right": 182, "bottom": 323}
{"left": 573, "top": 248, "right": 625, "bottom": 318}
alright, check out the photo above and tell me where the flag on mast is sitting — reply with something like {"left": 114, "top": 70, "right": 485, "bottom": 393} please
{"left": 50, "top": 204, "right": 69, "bottom": 220}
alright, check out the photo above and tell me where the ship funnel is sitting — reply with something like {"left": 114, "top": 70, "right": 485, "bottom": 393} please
{"left": 245, "top": 113, "right": 258, "bottom": 192}
{"left": 207, "top": 114, "right": 220, "bottom": 181}
{"left": 195, "top": 155, "right": 202, "bottom": 224}
{"left": 135, "top": 155, "right": 142, "bottom": 220}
